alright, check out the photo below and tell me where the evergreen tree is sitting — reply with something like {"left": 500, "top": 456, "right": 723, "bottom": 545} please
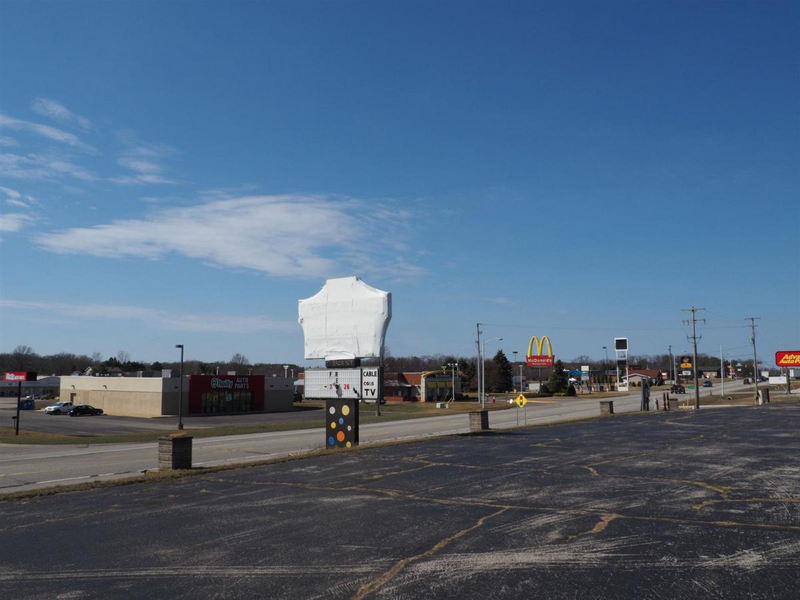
{"left": 542, "top": 359, "right": 569, "bottom": 394}
{"left": 491, "top": 350, "right": 514, "bottom": 392}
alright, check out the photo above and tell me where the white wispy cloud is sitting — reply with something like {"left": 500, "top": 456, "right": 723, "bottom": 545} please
{"left": 0, "top": 185, "right": 35, "bottom": 208}
{"left": 109, "top": 173, "right": 177, "bottom": 185}
{"left": 110, "top": 132, "right": 178, "bottom": 185}
{"left": 31, "top": 98, "right": 92, "bottom": 129}
{"left": 0, "top": 212, "right": 32, "bottom": 232}
{"left": 38, "top": 194, "right": 422, "bottom": 278}
{"left": 0, "top": 299, "right": 295, "bottom": 333}
{"left": 0, "top": 113, "right": 94, "bottom": 152}
{"left": 0, "top": 135, "right": 18, "bottom": 147}
{"left": 0, "top": 152, "right": 95, "bottom": 181}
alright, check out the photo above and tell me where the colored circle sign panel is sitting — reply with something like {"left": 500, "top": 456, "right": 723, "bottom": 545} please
{"left": 325, "top": 399, "right": 357, "bottom": 449}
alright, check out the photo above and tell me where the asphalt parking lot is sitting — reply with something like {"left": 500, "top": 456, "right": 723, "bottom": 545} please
{"left": 1, "top": 404, "right": 798, "bottom": 599}
{"left": 0, "top": 398, "right": 322, "bottom": 434}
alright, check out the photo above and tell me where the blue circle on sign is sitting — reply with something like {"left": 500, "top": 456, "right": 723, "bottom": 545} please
{"left": 338, "top": 417, "right": 344, "bottom": 425}
{"left": 328, "top": 436, "right": 335, "bottom": 446}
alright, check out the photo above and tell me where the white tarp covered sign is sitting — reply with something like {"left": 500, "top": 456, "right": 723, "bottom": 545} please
{"left": 298, "top": 276, "right": 391, "bottom": 361}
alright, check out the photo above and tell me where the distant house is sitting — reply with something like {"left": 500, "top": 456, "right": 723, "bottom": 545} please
{"left": 624, "top": 369, "right": 663, "bottom": 385}
{"left": 384, "top": 371, "right": 460, "bottom": 402}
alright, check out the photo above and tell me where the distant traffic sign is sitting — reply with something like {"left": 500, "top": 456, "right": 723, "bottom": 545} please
{"left": 680, "top": 362, "right": 692, "bottom": 369}
{"left": 515, "top": 394, "right": 528, "bottom": 408}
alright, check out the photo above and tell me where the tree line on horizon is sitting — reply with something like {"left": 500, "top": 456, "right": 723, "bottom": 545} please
{"left": 3, "top": 345, "right": 760, "bottom": 392}
{"left": 0, "top": 346, "right": 300, "bottom": 379}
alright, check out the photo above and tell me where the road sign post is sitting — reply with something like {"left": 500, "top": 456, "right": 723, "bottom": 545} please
{"left": 515, "top": 394, "right": 528, "bottom": 426}
{"left": 3, "top": 372, "right": 37, "bottom": 436}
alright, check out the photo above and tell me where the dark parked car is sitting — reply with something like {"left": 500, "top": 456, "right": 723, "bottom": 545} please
{"left": 670, "top": 384, "right": 686, "bottom": 394}
{"left": 703, "top": 380, "right": 713, "bottom": 387}
{"left": 68, "top": 405, "right": 104, "bottom": 416}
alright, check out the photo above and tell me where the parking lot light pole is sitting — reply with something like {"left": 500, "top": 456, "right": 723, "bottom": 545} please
{"left": 176, "top": 344, "right": 184, "bottom": 430}
{"left": 481, "top": 337, "right": 503, "bottom": 407}
{"left": 444, "top": 362, "right": 458, "bottom": 404}
{"left": 512, "top": 351, "right": 518, "bottom": 391}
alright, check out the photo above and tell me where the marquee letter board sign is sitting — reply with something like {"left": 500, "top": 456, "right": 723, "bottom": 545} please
{"left": 326, "top": 399, "right": 359, "bottom": 449}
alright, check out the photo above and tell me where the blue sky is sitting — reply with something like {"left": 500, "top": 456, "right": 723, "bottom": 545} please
{"left": 1, "top": 0, "right": 798, "bottom": 367}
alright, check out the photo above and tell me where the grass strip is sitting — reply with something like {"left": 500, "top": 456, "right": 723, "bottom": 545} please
{"left": 0, "top": 402, "right": 514, "bottom": 445}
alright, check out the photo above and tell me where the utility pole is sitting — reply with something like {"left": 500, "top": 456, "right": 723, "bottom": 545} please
{"left": 476, "top": 323, "right": 483, "bottom": 408}
{"left": 746, "top": 317, "right": 760, "bottom": 403}
{"left": 682, "top": 307, "right": 706, "bottom": 410}
{"left": 668, "top": 344, "right": 673, "bottom": 383}
{"left": 720, "top": 344, "right": 724, "bottom": 396}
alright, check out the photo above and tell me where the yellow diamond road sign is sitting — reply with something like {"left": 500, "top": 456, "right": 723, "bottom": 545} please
{"left": 515, "top": 394, "right": 528, "bottom": 408}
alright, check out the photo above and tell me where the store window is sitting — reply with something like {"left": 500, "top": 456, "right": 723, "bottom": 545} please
{"left": 201, "top": 390, "right": 253, "bottom": 414}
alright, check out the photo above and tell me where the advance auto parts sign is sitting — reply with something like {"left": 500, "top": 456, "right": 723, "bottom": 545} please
{"left": 775, "top": 351, "right": 800, "bottom": 367}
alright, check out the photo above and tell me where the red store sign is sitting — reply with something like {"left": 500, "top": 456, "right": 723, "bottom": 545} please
{"left": 188, "top": 375, "right": 265, "bottom": 414}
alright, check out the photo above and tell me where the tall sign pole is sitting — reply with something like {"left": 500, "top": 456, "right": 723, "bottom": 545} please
{"left": 682, "top": 307, "right": 706, "bottom": 410}
{"left": 3, "top": 372, "right": 37, "bottom": 436}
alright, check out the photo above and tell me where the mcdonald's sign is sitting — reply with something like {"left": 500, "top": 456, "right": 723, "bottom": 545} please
{"left": 526, "top": 335, "right": 554, "bottom": 367}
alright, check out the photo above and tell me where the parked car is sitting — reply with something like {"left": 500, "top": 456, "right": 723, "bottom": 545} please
{"left": 43, "top": 401, "right": 74, "bottom": 415}
{"left": 68, "top": 405, "right": 104, "bottom": 416}
{"left": 670, "top": 384, "right": 686, "bottom": 394}
{"left": 702, "top": 380, "right": 712, "bottom": 387}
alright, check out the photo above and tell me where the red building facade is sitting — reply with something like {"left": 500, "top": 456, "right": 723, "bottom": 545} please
{"left": 188, "top": 375, "right": 265, "bottom": 414}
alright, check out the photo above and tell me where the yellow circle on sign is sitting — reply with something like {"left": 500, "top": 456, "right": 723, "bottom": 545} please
{"left": 341, "top": 405, "right": 350, "bottom": 416}
{"left": 346, "top": 442, "right": 351, "bottom": 448}
{"left": 330, "top": 422, "right": 336, "bottom": 429}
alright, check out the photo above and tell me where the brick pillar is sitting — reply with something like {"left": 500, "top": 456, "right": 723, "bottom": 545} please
{"left": 469, "top": 410, "right": 489, "bottom": 432}
{"left": 159, "top": 436, "right": 193, "bottom": 470}
{"left": 600, "top": 400, "right": 614, "bottom": 415}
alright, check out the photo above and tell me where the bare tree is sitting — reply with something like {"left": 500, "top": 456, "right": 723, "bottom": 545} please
{"left": 116, "top": 350, "right": 131, "bottom": 365}
{"left": 12, "top": 345, "right": 35, "bottom": 370}
{"left": 230, "top": 353, "right": 250, "bottom": 366}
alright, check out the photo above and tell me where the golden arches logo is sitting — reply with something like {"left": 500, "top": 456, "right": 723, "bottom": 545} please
{"left": 526, "top": 335, "right": 554, "bottom": 367}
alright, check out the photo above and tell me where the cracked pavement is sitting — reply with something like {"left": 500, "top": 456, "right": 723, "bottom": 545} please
{"left": 1, "top": 404, "right": 799, "bottom": 599}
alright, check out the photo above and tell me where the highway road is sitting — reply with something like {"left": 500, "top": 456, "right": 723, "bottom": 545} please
{"left": 0, "top": 380, "right": 756, "bottom": 496}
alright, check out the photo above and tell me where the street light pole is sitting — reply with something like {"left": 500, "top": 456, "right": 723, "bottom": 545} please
{"left": 175, "top": 344, "right": 184, "bottom": 430}
{"left": 603, "top": 346, "right": 608, "bottom": 387}
{"left": 512, "top": 351, "right": 518, "bottom": 391}
{"left": 283, "top": 364, "right": 289, "bottom": 378}
{"left": 444, "top": 361, "right": 458, "bottom": 405}
{"left": 481, "top": 337, "right": 502, "bottom": 407}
